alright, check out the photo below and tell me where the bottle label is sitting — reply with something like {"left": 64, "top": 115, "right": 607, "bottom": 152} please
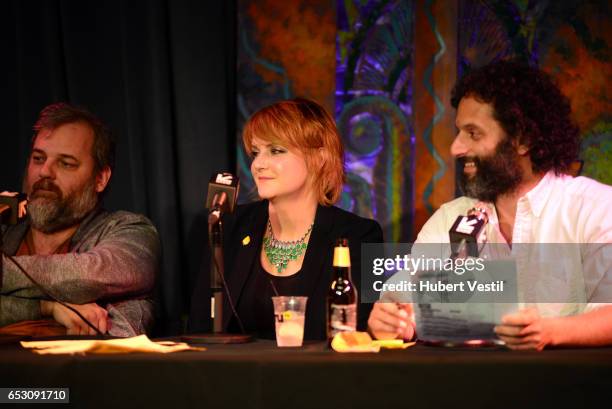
{"left": 329, "top": 304, "right": 357, "bottom": 337}
{"left": 333, "top": 247, "right": 351, "bottom": 267}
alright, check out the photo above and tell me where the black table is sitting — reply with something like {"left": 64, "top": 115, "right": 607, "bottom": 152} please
{"left": 1, "top": 338, "right": 610, "bottom": 409}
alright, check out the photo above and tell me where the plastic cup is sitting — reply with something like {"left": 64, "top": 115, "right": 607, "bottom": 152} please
{"left": 272, "top": 296, "right": 308, "bottom": 347}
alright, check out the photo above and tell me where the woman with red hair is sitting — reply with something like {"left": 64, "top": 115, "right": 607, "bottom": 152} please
{"left": 190, "top": 98, "right": 382, "bottom": 341}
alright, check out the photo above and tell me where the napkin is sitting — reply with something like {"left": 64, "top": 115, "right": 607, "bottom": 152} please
{"left": 21, "top": 335, "right": 205, "bottom": 355}
{"left": 331, "top": 331, "right": 415, "bottom": 353}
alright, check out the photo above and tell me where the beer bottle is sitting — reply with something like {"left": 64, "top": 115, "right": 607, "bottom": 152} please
{"left": 327, "top": 238, "right": 357, "bottom": 340}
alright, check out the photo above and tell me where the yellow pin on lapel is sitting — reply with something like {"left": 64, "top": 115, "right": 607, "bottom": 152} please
{"left": 242, "top": 235, "right": 251, "bottom": 246}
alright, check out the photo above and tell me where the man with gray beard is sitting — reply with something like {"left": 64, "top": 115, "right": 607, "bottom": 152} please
{"left": 0, "top": 103, "right": 159, "bottom": 337}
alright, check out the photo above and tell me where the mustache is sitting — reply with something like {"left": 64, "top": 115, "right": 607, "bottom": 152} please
{"left": 456, "top": 156, "right": 481, "bottom": 166}
{"left": 31, "top": 178, "right": 62, "bottom": 198}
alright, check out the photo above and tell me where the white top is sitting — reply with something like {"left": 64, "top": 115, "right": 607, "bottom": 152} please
{"left": 415, "top": 171, "right": 612, "bottom": 316}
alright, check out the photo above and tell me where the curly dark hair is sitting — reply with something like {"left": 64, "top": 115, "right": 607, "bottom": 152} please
{"left": 33, "top": 102, "right": 115, "bottom": 175}
{"left": 451, "top": 60, "right": 580, "bottom": 174}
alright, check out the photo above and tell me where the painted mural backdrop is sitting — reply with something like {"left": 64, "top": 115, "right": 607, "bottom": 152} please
{"left": 336, "top": 0, "right": 415, "bottom": 241}
{"left": 458, "top": 0, "right": 611, "bottom": 184}
{"left": 236, "top": 0, "right": 336, "bottom": 202}
{"left": 237, "top": 0, "right": 610, "bottom": 240}
{"left": 237, "top": 0, "right": 415, "bottom": 242}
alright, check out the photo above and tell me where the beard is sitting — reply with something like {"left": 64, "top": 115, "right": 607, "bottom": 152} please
{"left": 457, "top": 137, "right": 523, "bottom": 202}
{"left": 25, "top": 177, "right": 99, "bottom": 234}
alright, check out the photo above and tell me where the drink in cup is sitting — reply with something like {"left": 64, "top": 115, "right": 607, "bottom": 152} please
{"left": 272, "top": 296, "right": 308, "bottom": 347}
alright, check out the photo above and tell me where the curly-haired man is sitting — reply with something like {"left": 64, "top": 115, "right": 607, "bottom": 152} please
{"left": 369, "top": 60, "right": 612, "bottom": 350}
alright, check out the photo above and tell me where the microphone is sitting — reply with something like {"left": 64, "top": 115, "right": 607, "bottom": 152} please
{"left": 0, "top": 191, "right": 28, "bottom": 225}
{"left": 182, "top": 171, "right": 251, "bottom": 342}
{"left": 449, "top": 205, "right": 488, "bottom": 258}
{"left": 206, "top": 172, "right": 239, "bottom": 225}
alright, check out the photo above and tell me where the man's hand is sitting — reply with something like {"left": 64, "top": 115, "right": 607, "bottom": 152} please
{"left": 494, "top": 307, "right": 558, "bottom": 351}
{"left": 368, "top": 302, "right": 415, "bottom": 340}
{"left": 41, "top": 300, "right": 109, "bottom": 335}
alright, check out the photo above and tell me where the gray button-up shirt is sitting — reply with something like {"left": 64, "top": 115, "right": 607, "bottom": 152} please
{"left": 1, "top": 208, "right": 160, "bottom": 337}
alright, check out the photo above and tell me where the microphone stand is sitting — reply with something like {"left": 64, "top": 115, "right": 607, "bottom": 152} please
{"left": 209, "top": 214, "right": 224, "bottom": 333}
{"left": 182, "top": 208, "right": 252, "bottom": 344}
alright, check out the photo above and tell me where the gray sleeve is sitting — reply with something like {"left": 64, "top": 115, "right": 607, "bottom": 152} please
{"left": 106, "top": 299, "right": 155, "bottom": 337}
{"left": 1, "top": 214, "right": 160, "bottom": 305}
{"left": 0, "top": 295, "right": 41, "bottom": 326}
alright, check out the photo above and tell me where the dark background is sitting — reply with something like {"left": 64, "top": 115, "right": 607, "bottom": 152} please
{"left": 1, "top": 0, "right": 236, "bottom": 334}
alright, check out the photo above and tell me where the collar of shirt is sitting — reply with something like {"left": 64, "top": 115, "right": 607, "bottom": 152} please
{"left": 523, "top": 170, "right": 556, "bottom": 218}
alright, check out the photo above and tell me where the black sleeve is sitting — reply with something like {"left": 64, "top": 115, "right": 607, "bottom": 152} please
{"left": 349, "top": 219, "right": 384, "bottom": 332}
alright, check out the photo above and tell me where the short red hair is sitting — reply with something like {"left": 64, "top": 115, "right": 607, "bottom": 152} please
{"left": 243, "top": 98, "right": 345, "bottom": 206}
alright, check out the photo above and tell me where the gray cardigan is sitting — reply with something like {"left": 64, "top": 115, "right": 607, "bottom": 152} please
{"left": 1, "top": 208, "right": 160, "bottom": 337}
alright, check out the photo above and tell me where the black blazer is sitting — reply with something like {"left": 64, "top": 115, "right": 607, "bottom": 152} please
{"left": 189, "top": 200, "right": 383, "bottom": 340}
